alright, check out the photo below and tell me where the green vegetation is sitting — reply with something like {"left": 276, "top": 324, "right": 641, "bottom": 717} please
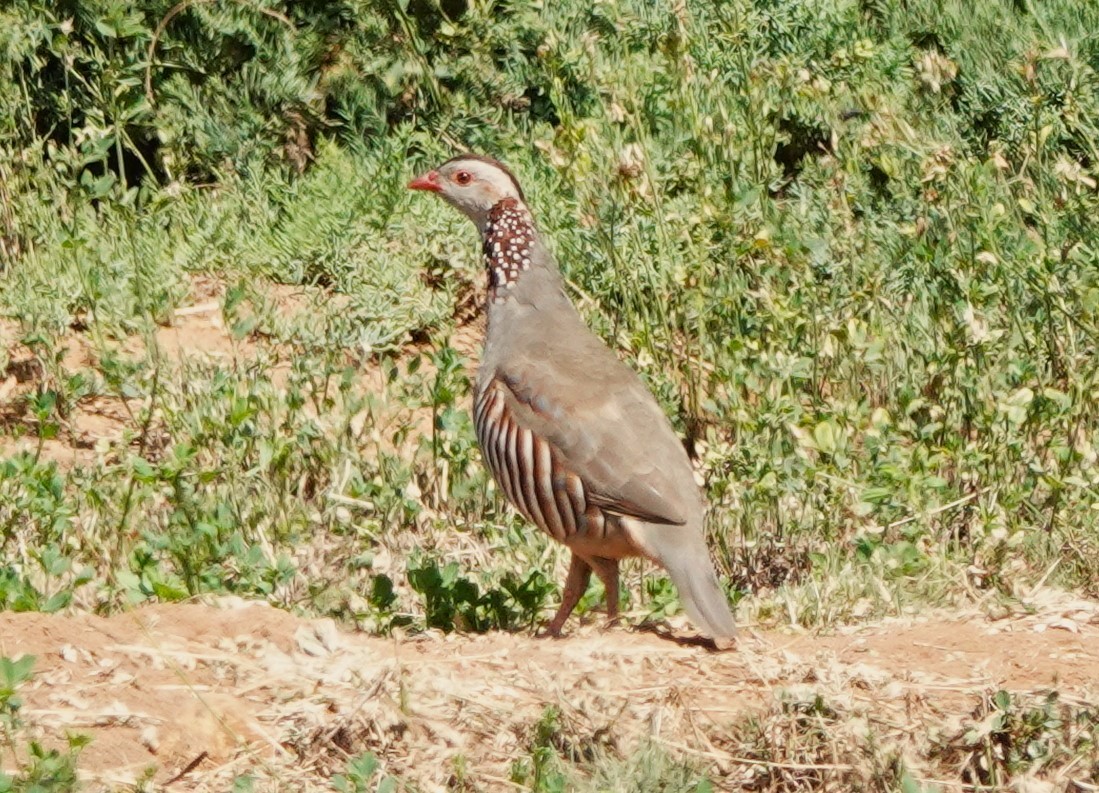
{"left": 3, "top": 0, "right": 1096, "bottom": 628}
{"left": 0, "top": 656, "right": 84, "bottom": 792}
{"left": 1, "top": 0, "right": 1098, "bottom": 788}
{"left": 509, "top": 707, "right": 714, "bottom": 793}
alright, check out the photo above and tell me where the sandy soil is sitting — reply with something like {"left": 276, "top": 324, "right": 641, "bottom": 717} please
{"left": 1, "top": 595, "right": 1096, "bottom": 791}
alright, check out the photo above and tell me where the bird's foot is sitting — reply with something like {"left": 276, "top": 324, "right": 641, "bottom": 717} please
{"left": 600, "top": 613, "right": 622, "bottom": 632}
{"left": 538, "top": 620, "right": 568, "bottom": 639}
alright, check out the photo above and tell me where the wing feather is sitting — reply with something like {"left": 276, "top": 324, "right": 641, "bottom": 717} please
{"left": 484, "top": 355, "right": 694, "bottom": 527}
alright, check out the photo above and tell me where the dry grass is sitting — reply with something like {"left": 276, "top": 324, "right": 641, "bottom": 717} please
{"left": 1, "top": 594, "right": 1097, "bottom": 791}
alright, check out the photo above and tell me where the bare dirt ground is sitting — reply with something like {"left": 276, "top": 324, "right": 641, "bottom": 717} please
{"left": 2, "top": 595, "right": 1097, "bottom": 791}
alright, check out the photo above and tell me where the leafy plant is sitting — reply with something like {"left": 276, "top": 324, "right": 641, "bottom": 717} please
{"left": 936, "top": 690, "right": 1099, "bottom": 788}
{"left": 0, "top": 656, "right": 85, "bottom": 793}
{"left": 331, "top": 751, "right": 403, "bottom": 793}
{"left": 406, "top": 556, "right": 553, "bottom": 632}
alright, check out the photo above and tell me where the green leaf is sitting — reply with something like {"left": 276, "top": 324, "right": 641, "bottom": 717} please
{"left": 813, "top": 420, "right": 839, "bottom": 455}
{"left": 861, "top": 486, "right": 892, "bottom": 504}
{"left": 42, "top": 591, "right": 72, "bottom": 613}
{"left": 151, "top": 580, "right": 189, "bottom": 601}
{"left": 130, "top": 455, "right": 156, "bottom": 481}
{"left": 0, "top": 655, "right": 36, "bottom": 689}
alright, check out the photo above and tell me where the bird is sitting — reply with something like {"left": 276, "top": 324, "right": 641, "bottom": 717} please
{"left": 408, "top": 154, "right": 737, "bottom": 640}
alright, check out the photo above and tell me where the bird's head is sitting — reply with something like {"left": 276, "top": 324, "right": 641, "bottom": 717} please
{"left": 408, "top": 154, "right": 526, "bottom": 231}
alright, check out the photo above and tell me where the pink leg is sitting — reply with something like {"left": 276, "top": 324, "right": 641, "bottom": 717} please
{"left": 588, "top": 557, "right": 620, "bottom": 626}
{"left": 546, "top": 554, "right": 591, "bottom": 636}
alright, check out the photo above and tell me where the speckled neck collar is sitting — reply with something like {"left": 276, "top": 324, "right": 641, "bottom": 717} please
{"left": 482, "top": 198, "right": 537, "bottom": 304}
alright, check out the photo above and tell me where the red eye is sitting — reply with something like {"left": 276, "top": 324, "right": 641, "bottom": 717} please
{"left": 455, "top": 170, "right": 472, "bottom": 186}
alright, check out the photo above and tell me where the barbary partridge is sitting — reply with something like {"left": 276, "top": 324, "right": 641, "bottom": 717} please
{"left": 408, "top": 154, "right": 737, "bottom": 639}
